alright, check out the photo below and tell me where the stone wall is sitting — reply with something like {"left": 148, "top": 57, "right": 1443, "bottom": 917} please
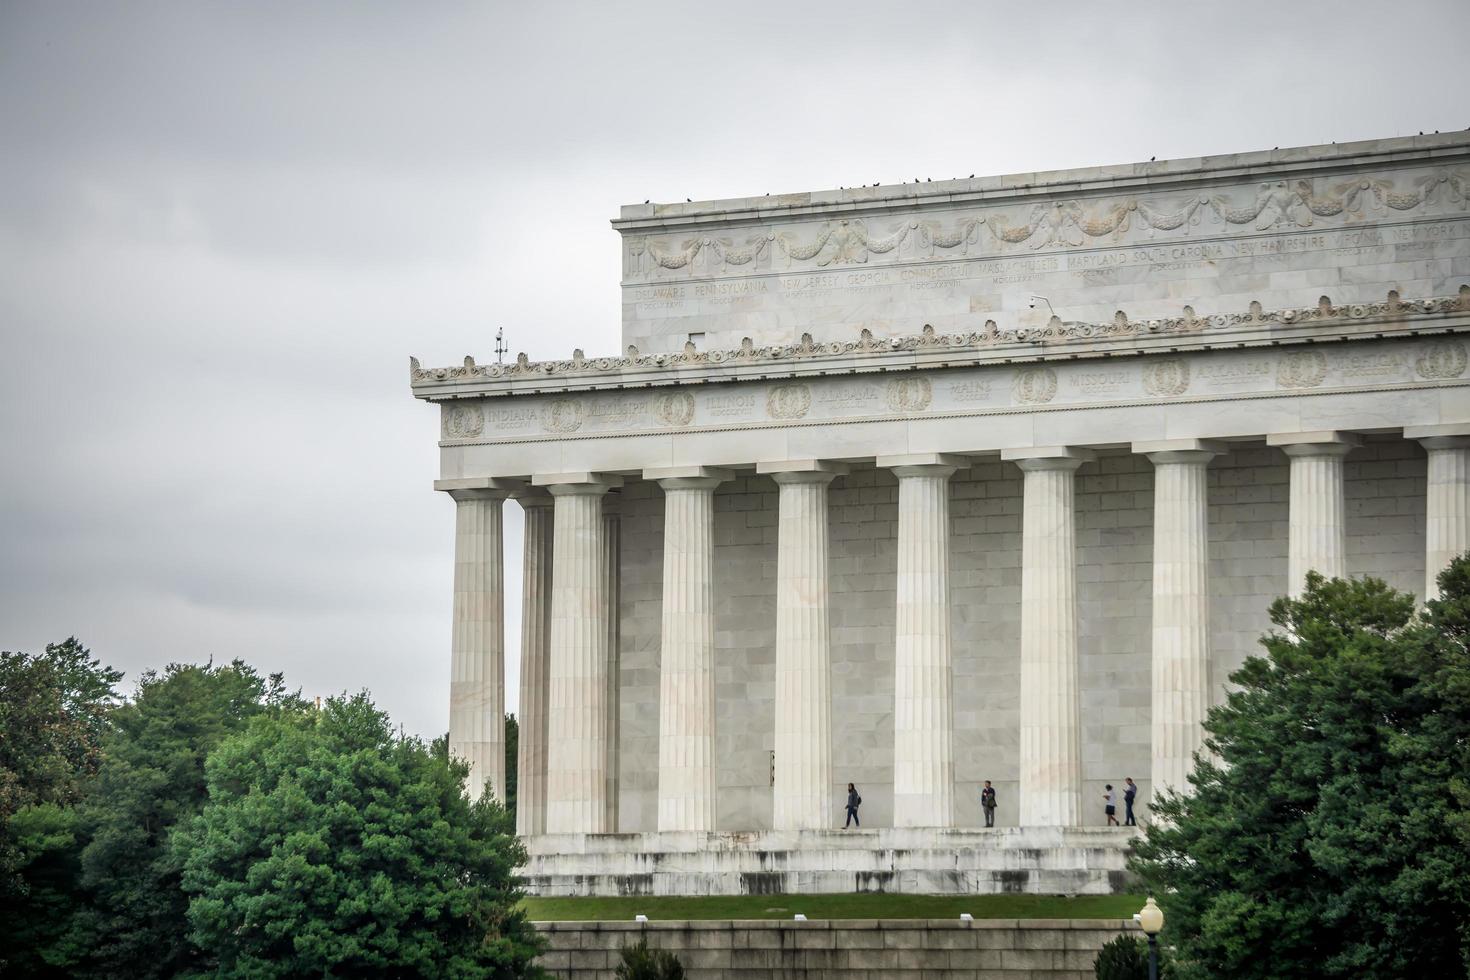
{"left": 611, "top": 438, "right": 1427, "bottom": 833}
{"left": 613, "top": 135, "right": 1470, "bottom": 354}
{"left": 535, "top": 918, "right": 1139, "bottom": 979}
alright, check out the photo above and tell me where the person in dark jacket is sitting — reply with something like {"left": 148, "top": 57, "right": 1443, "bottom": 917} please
{"left": 843, "top": 783, "right": 861, "bottom": 828}
{"left": 980, "top": 781, "right": 997, "bottom": 827}
{"left": 1123, "top": 777, "right": 1137, "bottom": 826}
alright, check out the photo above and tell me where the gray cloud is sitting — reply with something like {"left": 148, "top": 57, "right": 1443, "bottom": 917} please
{"left": 2, "top": 0, "right": 1466, "bottom": 735}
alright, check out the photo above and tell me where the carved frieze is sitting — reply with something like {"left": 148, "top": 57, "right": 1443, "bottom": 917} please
{"left": 1277, "top": 350, "right": 1329, "bottom": 389}
{"left": 1417, "top": 340, "right": 1468, "bottom": 379}
{"left": 443, "top": 403, "right": 485, "bottom": 438}
{"left": 1012, "top": 368, "right": 1058, "bottom": 405}
{"left": 1142, "top": 360, "right": 1190, "bottom": 397}
{"left": 766, "top": 384, "right": 811, "bottom": 420}
{"left": 623, "top": 169, "right": 1470, "bottom": 280}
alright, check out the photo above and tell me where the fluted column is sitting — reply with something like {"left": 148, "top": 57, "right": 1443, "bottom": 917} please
{"left": 758, "top": 460, "right": 848, "bottom": 830}
{"left": 1408, "top": 425, "right": 1470, "bottom": 600}
{"left": 533, "top": 471, "right": 622, "bottom": 834}
{"left": 436, "top": 479, "right": 516, "bottom": 804}
{"left": 602, "top": 503, "right": 622, "bottom": 832}
{"left": 1136, "top": 440, "right": 1223, "bottom": 801}
{"left": 648, "top": 466, "right": 732, "bottom": 831}
{"left": 514, "top": 491, "right": 553, "bottom": 836}
{"left": 1002, "top": 447, "right": 1092, "bottom": 827}
{"left": 880, "top": 454, "right": 967, "bottom": 828}
{"left": 1269, "top": 432, "right": 1361, "bottom": 595}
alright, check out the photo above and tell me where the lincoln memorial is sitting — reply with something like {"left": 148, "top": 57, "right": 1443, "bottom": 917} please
{"left": 410, "top": 132, "right": 1470, "bottom": 896}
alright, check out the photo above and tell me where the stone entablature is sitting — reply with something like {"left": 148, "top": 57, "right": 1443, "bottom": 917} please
{"left": 610, "top": 133, "right": 1470, "bottom": 353}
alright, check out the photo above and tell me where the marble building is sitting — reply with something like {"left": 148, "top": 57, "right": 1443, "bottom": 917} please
{"left": 412, "top": 132, "right": 1470, "bottom": 895}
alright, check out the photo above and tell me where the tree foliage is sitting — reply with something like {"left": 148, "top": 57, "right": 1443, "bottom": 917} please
{"left": 615, "top": 938, "right": 685, "bottom": 980}
{"left": 0, "top": 638, "right": 121, "bottom": 891}
{"left": 1093, "top": 934, "right": 1172, "bottom": 980}
{"left": 1131, "top": 559, "right": 1470, "bottom": 979}
{"left": 176, "top": 692, "right": 543, "bottom": 979}
{"left": 68, "top": 660, "right": 297, "bottom": 978}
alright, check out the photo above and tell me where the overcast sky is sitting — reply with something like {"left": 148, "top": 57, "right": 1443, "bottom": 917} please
{"left": 2, "top": 0, "right": 1466, "bottom": 737}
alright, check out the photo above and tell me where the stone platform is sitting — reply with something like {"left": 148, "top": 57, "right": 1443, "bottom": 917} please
{"left": 520, "top": 827, "right": 1140, "bottom": 897}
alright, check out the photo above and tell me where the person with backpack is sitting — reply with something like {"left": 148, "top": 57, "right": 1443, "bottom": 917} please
{"left": 843, "top": 783, "right": 862, "bottom": 828}
{"left": 980, "top": 780, "right": 997, "bottom": 827}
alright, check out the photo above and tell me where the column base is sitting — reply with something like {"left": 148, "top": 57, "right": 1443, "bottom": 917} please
{"left": 520, "top": 826, "right": 1139, "bottom": 897}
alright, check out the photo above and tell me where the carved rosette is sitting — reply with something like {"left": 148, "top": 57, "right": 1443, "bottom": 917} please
{"left": 443, "top": 403, "right": 485, "bottom": 438}
{"left": 766, "top": 384, "right": 812, "bottom": 420}
{"left": 1012, "top": 367, "right": 1058, "bottom": 405}
{"left": 885, "top": 377, "right": 933, "bottom": 413}
{"left": 1142, "top": 359, "right": 1191, "bottom": 397}
{"left": 1416, "top": 340, "right": 1468, "bottom": 379}
{"left": 655, "top": 391, "right": 696, "bottom": 427}
{"left": 1277, "top": 350, "right": 1329, "bottom": 389}
{"left": 543, "top": 399, "right": 585, "bottom": 433}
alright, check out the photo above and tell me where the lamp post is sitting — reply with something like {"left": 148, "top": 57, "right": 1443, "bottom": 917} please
{"left": 1137, "top": 896, "right": 1165, "bottom": 980}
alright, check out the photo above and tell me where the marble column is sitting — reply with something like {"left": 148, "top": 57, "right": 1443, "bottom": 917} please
{"left": 514, "top": 490, "right": 554, "bottom": 836}
{"left": 1001, "top": 447, "right": 1092, "bottom": 827}
{"left": 1268, "top": 432, "right": 1361, "bottom": 595}
{"left": 601, "top": 504, "right": 622, "bottom": 832}
{"left": 532, "top": 472, "right": 622, "bottom": 834}
{"left": 757, "top": 460, "right": 848, "bottom": 831}
{"left": 435, "top": 478, "right": 516, "bottom": 804}
{"left": 879, "top": 454, "right": 967, "bottom": 828}
{"left": 1135, "top": 440, "right": 1223, "bottom": 800}
{"left": 648, "top": 466, "right": 731, "bottom": 831}
{"left": 1408, "top": 425, "right": 1470, "bottom": 600}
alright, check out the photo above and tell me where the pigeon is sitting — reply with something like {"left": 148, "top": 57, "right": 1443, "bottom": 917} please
{"left": 1150, "top": 156, "right": 1155, "bottom": 161}
{"left": 644, "top": 199, "right": 649, "bottom": 203}
{"left": 686, "top": 198, "right": 692, "bottom": 202}
{"left": 969, "top": 174, "right": 974, "bottom": 178}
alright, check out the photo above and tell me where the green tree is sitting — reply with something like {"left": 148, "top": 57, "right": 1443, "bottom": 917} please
{"left": 68, "top": 660, "right": 296, "bottom": 978}
{"left": 505, "top": 712, "right": 519, "bottom": 822}
{"left": 0, "top": 638, "right": 121, "bottom": 890}
{"left": 176, "top": 693, "right": 544, "bottom": 979}
{"left": 1130, "top": 561, "right": 1470, "bottom": 979}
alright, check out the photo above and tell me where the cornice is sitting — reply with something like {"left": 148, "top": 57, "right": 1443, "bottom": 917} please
{"left": 409, "top": 287, "right": 1470, "bottom": 402}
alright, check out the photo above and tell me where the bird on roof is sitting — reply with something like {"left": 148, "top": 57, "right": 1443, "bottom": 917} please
{"left": 1150, "top": 156, "right": 1155, "bottom": 161}
{"left": 969, "top": 174, "right": 974, "bottom": 178}
{"left": 644, "top": 199, "right": 649, "bottom": 203}
{"left": 686, "top": 197, "right": 692, "bottom": 202}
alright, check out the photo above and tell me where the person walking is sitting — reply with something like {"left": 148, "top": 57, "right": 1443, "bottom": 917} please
{"left": 980, "top": 780, "right": 997, "bottom": 828}
{"left": 1123, "top": 777, "right": 1137, "bottom": 826}
{"left": 843, "top": 783, "right": 862, "bottom": 829}
{"left": 1103, "top": 784, "right": 1118, "bottom": 826}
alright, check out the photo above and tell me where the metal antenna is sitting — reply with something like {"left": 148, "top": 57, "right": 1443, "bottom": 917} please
{"left": 494, "top": 327, "right": 507, "bottom": 365}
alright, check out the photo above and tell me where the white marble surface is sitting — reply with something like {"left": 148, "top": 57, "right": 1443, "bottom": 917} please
{"left": 1270, "top": 432, "right": 1361, "bottom": 594}
{"left": 886, "top": 456, "right": 965, "bottom": 827}
{"left": 540, "top": 476, "right": 617, "bottom": 833}
{"left": 515, "top": 493, "right": 553, "bottom": 834}
{"left": 1007, "top": 449, "right": 1091, "bottom": 827}
{"left": 763, "top": 462, "right": 846, "bottom": 830}
{"left": 1410, "top": 425, "right": 1470, "bottom": 599}
{"left": 445, "top": 487, "right": 508, "bottom": 804}
{"left": 1139, "top": 441, "right": 1222, "bottom": 798}
{"left": 651, "top": 469, "right": 728, "bottom": 831}
{"left": 611, "top": 133, "right": 1470, "bottom": 354}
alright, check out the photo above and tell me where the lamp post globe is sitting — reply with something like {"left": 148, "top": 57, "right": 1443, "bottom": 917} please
{"left": 1138, "top": 897, "right": 1164, "bottom": 980}
{"left": 1138, "top": 896, "right": 1164, "bottom": 935}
